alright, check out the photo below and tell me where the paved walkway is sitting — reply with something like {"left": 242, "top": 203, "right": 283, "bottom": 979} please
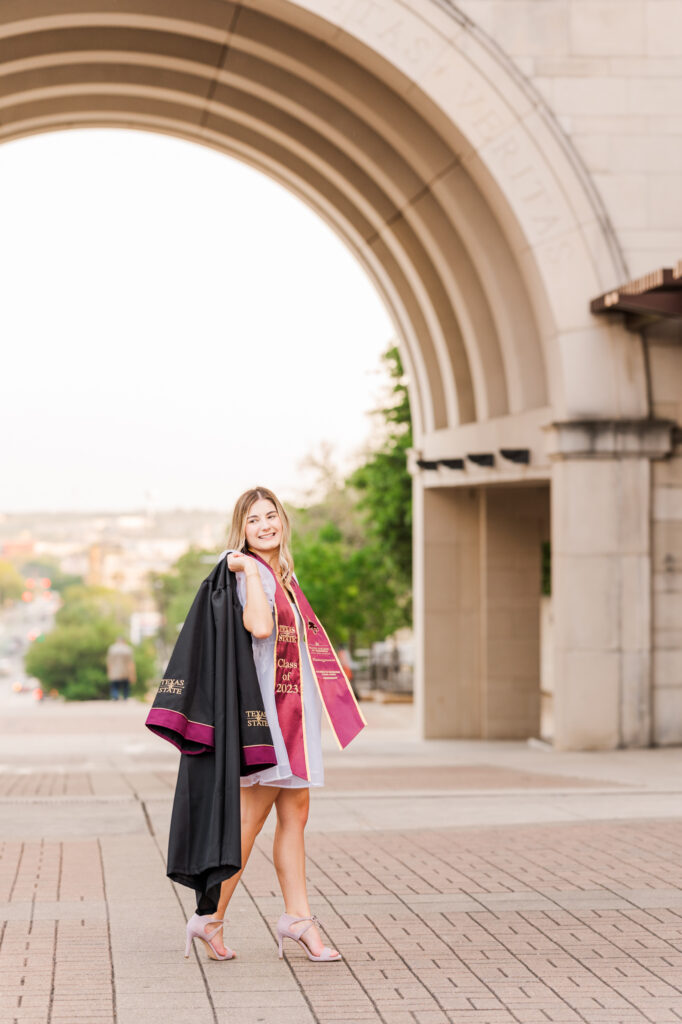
{"left": 2, "top": 699, "right": 682, "bottom": 1024}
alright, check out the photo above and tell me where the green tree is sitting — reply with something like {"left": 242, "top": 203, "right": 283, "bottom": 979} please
{"left": 0, "top": 559, "right": 24, "bottom": 604}
{"left": 19, "top": 557, "right": 82, "bottom": 593}
{"left": 348, "top": 345, "right": 412, "bottom": 586}
{"left": 293, "top": 523, "right": 407, "bottom": 651}
{"left": 25, "top": 618, "right": 117, "bottom": 700}
{"left": 283, "top": 345, "right": 414, "bottom": 652}
{"left": 56, "top": 585, "right": 133, "bottom": 629}
{"left": 25, "top": 587, "right": 157, "bottom": 701}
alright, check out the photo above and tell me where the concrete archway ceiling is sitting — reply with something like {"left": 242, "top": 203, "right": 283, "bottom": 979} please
{"left": 0, "top": 0, "right": 548, "bottom": 432}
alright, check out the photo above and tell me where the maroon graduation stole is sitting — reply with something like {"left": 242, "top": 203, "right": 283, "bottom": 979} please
{"left": 250, "top": 553, "right": 366, "bottom": 781}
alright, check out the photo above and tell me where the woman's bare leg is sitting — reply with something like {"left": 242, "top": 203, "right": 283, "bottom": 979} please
{"left": 209, "top": 784, "right": 278, "bottom": 956}
{"left": 272, "top": 788, "right": 338, "bottom": 957}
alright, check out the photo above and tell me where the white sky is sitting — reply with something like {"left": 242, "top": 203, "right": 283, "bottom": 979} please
{"left": 1, "top": 129, "right": 394, "bottom": 514}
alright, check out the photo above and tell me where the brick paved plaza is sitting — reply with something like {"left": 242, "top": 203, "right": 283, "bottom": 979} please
{"left": 2, "top": 700, "right": 682, "bottom": 1024}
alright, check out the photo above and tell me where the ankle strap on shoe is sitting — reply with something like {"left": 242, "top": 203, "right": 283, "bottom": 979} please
{"left": 282, "top": 914, "right": 323, "bottom": 938}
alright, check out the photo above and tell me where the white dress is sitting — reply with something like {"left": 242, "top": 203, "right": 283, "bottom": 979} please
{"left": 222, "top": 553, "right": 324, "bottom": 789}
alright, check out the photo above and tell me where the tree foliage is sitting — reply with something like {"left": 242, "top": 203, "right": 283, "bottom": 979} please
{"left": 290, "top": 344, "right": 413, "bottom": 651}
{"left": 0, "top": 559, "right": 24, "bottom": 604}
{"left": 56, "top": 585, "right": 133, "bottom": 629}
{"left": 348, "top": 345, "right": 412, "bottom": 585}
{"left": 19, "top": 557, "right": 82, "bottom": 593}
{"left": 25, "top": 618, "right": 119, "bottom": 700}
{"left": 292, "top": 520, "right": 407, "bottom": 651}
{"left": 24, "top": 585, "right": 157, "bottom": 701}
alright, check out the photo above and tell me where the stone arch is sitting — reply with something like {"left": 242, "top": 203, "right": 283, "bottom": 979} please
{"left": 0, "top": 0, "right": 650, "bottom": 444}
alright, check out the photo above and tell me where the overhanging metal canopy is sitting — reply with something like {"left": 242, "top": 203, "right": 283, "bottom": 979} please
{"left": 591, "top": 262, "right": 682, "bottom": 324}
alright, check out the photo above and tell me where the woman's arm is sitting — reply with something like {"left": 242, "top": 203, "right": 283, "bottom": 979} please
{"left": 227, "top": 553, "right": 274, "bottom": 639}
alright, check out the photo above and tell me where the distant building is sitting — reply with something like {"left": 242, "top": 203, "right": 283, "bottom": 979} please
{"left": 86, "top": 538, "right": 190, "bottom": 596}
{"left": 1, "top": 509, "right": 228, "bottom": 603}
{"left": 2, "top": 540, "right": 35, "bottom": 561}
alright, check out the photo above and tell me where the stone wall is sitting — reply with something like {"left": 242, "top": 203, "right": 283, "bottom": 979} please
{"left": 649, "top": 322, "right": 682, "bottom": 743}
{"left": 456, "top": 0, "right": 682, "bottom": 280}
{"left": 455, "top": 0, "right": 682, "bottom": 745}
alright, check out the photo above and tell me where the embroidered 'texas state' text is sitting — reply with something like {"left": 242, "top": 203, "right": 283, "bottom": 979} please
{"left": 245, "top": 709, "right": 269, "bottom": 727}
{"left": 159, "top": 678, "right": 185, "bottom": 695}
{"left": 277, "top": 625, "right": 297, "bottom": 643}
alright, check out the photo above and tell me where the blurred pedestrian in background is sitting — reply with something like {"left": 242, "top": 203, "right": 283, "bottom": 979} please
{"left": 106, "top": 636, "right": 136, "bottom": 700}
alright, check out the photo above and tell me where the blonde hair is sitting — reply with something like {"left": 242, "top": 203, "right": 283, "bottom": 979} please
{"left": 226, "top": 486, "right": 294, "bottom": 586}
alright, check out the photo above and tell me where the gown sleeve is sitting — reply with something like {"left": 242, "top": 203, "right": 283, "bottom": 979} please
{"left": 145, "top": 573, "right": 218, "bottom": 754}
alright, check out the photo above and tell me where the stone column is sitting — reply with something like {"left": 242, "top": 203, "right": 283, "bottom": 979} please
{"left": 414, "top": 477, "right": 548, "bottom": 740}
{"left": 548, "top": 420, "right": 674, "bottom": 750}
{"left": 647, "top": 323, "right": 682, "bottom": 744}
{"left": 414, "top": 480, "right": 482, "bottom": 739}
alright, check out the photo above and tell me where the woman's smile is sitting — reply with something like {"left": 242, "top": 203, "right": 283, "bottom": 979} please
{"left": 245, "top": 498, "right": 283, "bottom": 556}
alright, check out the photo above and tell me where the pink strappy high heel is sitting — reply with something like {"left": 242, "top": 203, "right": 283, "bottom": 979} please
{"left": 184, "top": 913, "right": 235, "bottom": 961}
{"left": 276, "top": 913, "right": 342, "bottom": 962}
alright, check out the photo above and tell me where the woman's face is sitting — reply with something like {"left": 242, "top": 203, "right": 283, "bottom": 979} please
{"left": 244, "top": 498, "right": 282, "bottom": 556}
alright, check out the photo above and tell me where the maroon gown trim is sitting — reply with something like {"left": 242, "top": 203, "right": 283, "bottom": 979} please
{"left": 145, "top": 707, "right": 215, "bottom": 754}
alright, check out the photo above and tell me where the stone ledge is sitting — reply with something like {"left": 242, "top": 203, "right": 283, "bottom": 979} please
{"left": 546, "top": 418, "right": 676, "bottom": 459}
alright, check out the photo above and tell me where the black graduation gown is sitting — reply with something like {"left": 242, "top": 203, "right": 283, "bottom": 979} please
{"left": 145, "top": 557, "right": 276, "bottom": 913}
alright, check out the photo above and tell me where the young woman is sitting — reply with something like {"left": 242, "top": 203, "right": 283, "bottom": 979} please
{"left": 188, "top": 486, "right": 365, "bottom": 963}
